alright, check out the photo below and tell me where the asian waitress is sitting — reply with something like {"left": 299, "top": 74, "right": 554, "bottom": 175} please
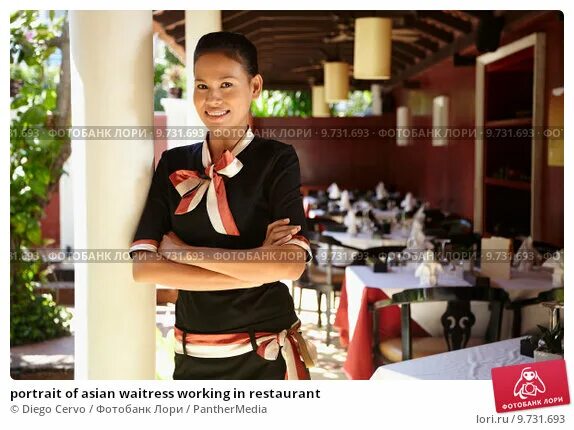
{"left": 130, "top": 31, "right": 315, "bottom": 380}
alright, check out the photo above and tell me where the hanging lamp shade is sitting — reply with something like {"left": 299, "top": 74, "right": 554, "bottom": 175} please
{"left": 396, "top": 106, "right": 411, "bottom": 146}
{"left": 432, "top": 95, "right": 450, "bottom": 146}
{"left": 324, "top": 61, "right": 349, "bottom": 102}
{"left": 353, "top": 17, "right": 392, "bottom": 80}
{"left": 311, "top": 85, "right": 330, "bottom": 117}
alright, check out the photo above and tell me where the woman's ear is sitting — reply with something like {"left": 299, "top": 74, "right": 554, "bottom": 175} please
{"left": 251, "top": 74, "right": 263, "bottom": 99}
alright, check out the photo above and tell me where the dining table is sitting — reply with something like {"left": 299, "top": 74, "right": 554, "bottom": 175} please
{"left": 334, "top": 265, "right": 556, "bottom": 380}
{"left": 334, "top": 265, "right": 473, "bottom": 380}
{"left": 370, "top": 337, "right": 534, "bottom": 380}
{"left": 322, "top": 230, "right": 408, "bottom": 249}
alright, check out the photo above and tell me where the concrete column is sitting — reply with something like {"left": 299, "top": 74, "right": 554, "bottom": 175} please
{"left": 371, "top": 83, "right": 383, "bottom": 115}
{"left": 69, "top": 11, "right": 155, "bottom": 379}
{"left": 185, "top": 11, "right": 222, "bottom": 129}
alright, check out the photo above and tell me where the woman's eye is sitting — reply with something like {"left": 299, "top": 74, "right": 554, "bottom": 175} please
{"left": 221, "top": 82, "right": 233, "bottom": 88}
{"left": 196, "top": 84, "right": 207, "bottom": 90}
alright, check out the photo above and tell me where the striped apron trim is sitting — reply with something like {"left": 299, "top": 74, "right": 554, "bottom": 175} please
{"left": 174, "top": 320, "right": 316, "bottom": 380}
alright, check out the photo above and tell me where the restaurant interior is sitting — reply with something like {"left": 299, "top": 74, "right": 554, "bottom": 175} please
{"left": 28, "top": 10, "right": 564, "bottom": 381}
{"left": 150, "top": 9, "right": 565, "bottom": 380}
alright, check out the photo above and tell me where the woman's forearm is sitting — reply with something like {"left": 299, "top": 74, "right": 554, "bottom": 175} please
{"left": 163, "top": 244, "right": 307, "bottom": 283}
{"left": 132, "top": 252, "right": 260, "bottom": 291}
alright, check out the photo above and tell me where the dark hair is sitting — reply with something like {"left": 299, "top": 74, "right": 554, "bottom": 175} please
{"left": 193, "top": 31, "right": 259, "bottom": 77}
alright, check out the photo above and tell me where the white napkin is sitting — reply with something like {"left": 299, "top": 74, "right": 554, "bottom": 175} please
{"left": 327, "top": 182, "right": 341, "bottom": 200}
{"left": 375, "top": 181, "right": 389, "bottom": 200}
{"left": 353, "top": 200, "right": 373, "bottom": 213}
{"left": 407, "top": 220, "right": 429, "bottom": 250}
{"left": 339, "top": 190, "right": 352, "bottom": 211}
{"left": 344, "top": 210, "right": 358, "bottom": 235}
{"left": 513, "top": 236, "right": 542, "bottom": 272}
{"left": 414, "top": 250, "right": 444, "bottom": 287}
{"left": 400, "top": 192, "right": 416, "bottom": 212}
{"left": 542, "top": 249, "right": 564, "bottom": 287}
{"left": 414, "top": 204, "right": 426, "bottom": 224}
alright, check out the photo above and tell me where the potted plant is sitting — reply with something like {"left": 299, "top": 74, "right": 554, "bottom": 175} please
{"left": 526, "top": 324, "right": 564, "bottom": 362}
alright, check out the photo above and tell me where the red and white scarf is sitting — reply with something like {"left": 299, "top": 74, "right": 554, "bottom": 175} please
{"left": 169, "top": 128, "right": 255, "bottom": 236}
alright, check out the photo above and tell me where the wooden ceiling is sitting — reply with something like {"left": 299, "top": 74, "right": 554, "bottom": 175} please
{"left": 153, "top": 10, "right": 539, "bottom": 91}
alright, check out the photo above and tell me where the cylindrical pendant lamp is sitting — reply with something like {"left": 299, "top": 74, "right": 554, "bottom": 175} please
{"left": 311, "top": 85, "right": 330, "bottom": 117}
{"left": 353, "top": 17, "right": 392, "bottom": 80}
{"left": 396, "top": 106, "right": 411, "bottom": 146}
{"left": 432, "top": 95, "right": 450, "bottom": 146}
{"left": 324, "top": 61, "right": 349, "bottom": 102}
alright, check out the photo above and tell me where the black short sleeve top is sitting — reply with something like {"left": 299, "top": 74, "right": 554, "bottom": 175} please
{"left": 130, "top": 129, "right": 311, "bottom": 333}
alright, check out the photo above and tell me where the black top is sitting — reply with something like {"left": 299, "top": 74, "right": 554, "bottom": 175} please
{"left": 130, "top": 132, "right": 311, "bottom": 333}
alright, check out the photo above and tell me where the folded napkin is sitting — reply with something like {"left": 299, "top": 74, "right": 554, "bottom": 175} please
{"left": 344, "top": 210, "right": 359, "bottom": 235}
{"left": 339, "top": 190, "right": 352, "bottom": 211}
{"left": 400, "top": 192, "right": 416, "bottom": 212}
{"left": 513, "top": 236, "right": 542, "bottom": 272}
{"left": 327, "top": 182, "right": 341, "bottom": 200}
{"left": 414, "top": 250, "right": 444, "bottom": 287}
{"left": 407, "top": 220, "right": 431, "bottom": 250}
{"left": 353, "top": 200, "right": 373, "bottom": 213}
{"left": 375, "top": 181, "right": 389, "bottom": 200}
{"left": 542, "top": 249, "right": 564, "bottom": 287}
{"left": 413, "top": 203, "right": 427, "bottom": 224}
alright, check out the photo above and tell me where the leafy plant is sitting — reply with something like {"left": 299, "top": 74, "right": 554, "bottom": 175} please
{"left": 10, "top": 10, "right": 72, "bottom": 346}
{"left": 251, "top": 90, "right": 312, "bottom": 117}
{"left": 528, "top": 324, "right": 564, "bottom": 355}
{"left": 154, "top": 45, "right": 185, "bottom": 110}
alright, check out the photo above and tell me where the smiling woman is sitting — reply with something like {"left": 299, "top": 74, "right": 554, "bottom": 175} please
{"left": 130, "top": 31, "right": 315, "bottom": 380}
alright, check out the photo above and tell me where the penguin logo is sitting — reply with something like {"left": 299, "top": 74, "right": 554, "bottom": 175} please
{"left": 513, "top": 367, "right": 546, "bottom": 400}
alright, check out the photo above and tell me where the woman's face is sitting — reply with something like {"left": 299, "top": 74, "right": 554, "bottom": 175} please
{"left": 193, "top": 52, "right": 262, "bottom": 136}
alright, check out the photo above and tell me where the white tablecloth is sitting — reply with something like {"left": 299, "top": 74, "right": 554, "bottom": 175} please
{"left": 345, "top": 265, "right": 556, "bottom": 345}
{"left": 323, "top": 230, "right": 408, "bottom": 250}
{"left": 489, "top": 269, "right": 555, "bottom": 335}
{"left": 345, "top": 266, "right": 472, "bottom": 342}
{"left": 371, "top": 337, "right": 533, "bottom": 380}
{"left": 371, "top": 208, "right": 398, "bottom": 223}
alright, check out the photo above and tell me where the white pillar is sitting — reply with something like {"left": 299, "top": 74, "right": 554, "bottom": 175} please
{"left": 185, "top": 11, "right": 222, "bottom": 129}
{"left": 371, "top": 83, "right": 383, "bottom": 115}
{"left": 70, "top": 11, "right": 156, "bottom": 379}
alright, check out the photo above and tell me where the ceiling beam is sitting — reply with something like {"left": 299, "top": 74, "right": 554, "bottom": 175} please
{"left": 392, "top": 49, "right": 417, "bottom": 65}
{"left": 411, "top": 20, "right": 454, "bottom": 43}
{"left": 393, "top": 41, "right": 427, "bottom": 59}
{"left": 417, "top": 11, "right": 472, "bottom": 33}
{"left": 413, "top": 36, "right": 439, "bottom": 53}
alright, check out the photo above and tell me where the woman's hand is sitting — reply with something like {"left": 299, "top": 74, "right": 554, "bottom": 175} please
{"left": 158, "top": 232, "right": 189, "bottom": 261}
{"left": 262, "top": 218, "right": 301, "bottom": 247}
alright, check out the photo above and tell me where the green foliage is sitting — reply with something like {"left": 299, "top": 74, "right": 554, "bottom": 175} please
{"left": 332, "top": 90, "right": 373, "bottom": 117}
{"left": 249, "top": 89, "right": 372, "bottom": 118}
{"left": 251, "top": 90, "right": 312, "bottom": 117}
{"left": 154, "top": 45, "right": 186, "bottom": 111}
{"left": 10, "top": 10, "right": 71, "bottom": 346}
{"left": 529, "top": 324, "right": 564, "bottom": 355}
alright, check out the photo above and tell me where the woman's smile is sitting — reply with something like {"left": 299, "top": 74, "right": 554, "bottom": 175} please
{"left": 205, "top": 109, "right": 231, "bottom": 121}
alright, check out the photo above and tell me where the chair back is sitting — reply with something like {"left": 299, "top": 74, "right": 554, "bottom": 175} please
{"left": 373, "top": 286, "right": 509, "bottom": 361}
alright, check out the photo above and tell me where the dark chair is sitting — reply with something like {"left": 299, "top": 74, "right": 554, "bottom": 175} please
{"left": 292, "top": 233, "right": 362, "bottom": 345}
{"left": 423, "top": 208, "right": 446, "bottom": 230}
{"left": 372, "top": 287, "right": 509, "bottom": 364}
{"left": 307, "top": 216, "right": 347, "bottom": 233}
{"left": 508, "top": 287, "right": 564, "bottom": 337}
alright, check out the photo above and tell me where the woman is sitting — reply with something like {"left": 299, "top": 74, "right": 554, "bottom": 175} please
{"left": 130, "top": 31, "right": 314, "bottom": 380}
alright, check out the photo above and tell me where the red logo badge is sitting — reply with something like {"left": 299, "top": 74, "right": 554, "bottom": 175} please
{"left": 491, "top": 359, "right": 570, "bottom": 413}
